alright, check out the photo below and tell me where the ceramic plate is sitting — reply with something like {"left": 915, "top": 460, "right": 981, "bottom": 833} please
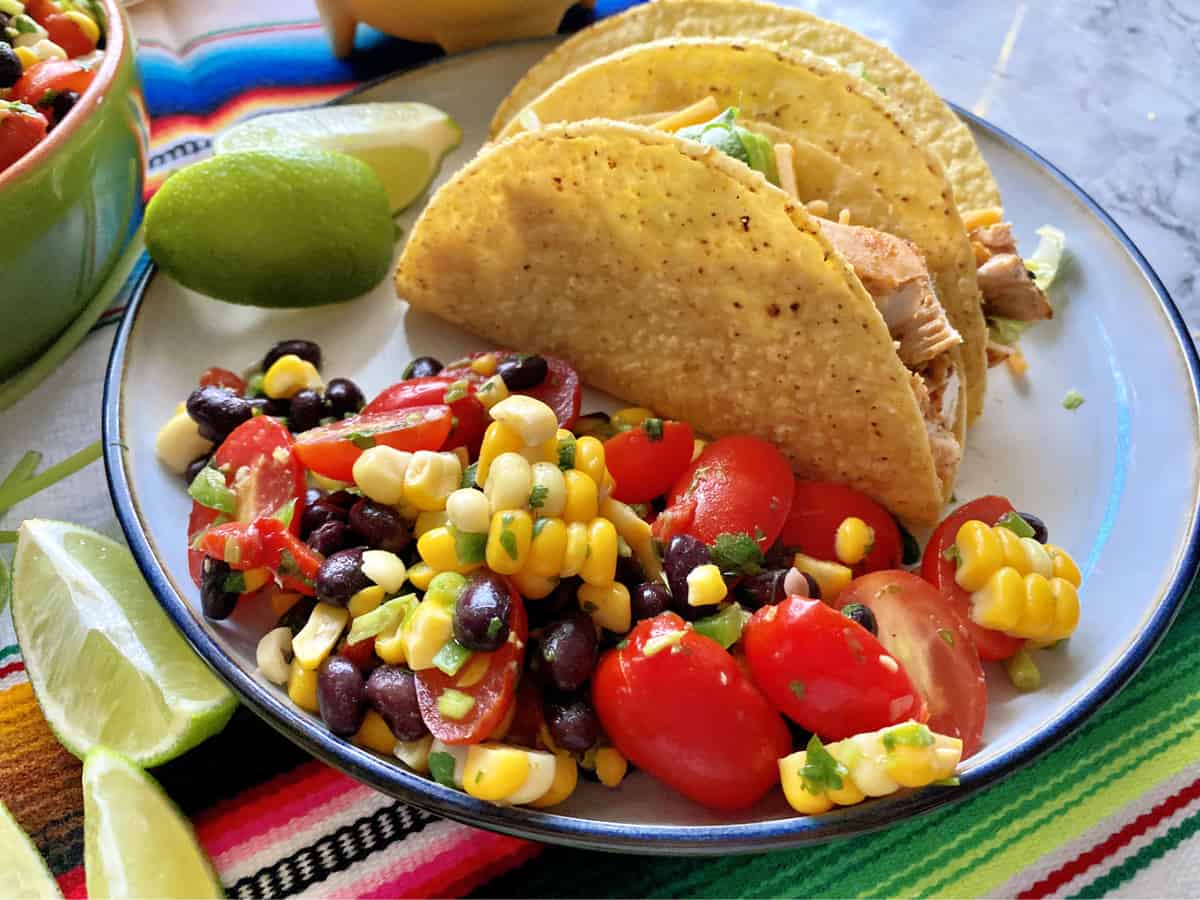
{"left": 103, "top": 39, "right": 1200, "bottom": 853}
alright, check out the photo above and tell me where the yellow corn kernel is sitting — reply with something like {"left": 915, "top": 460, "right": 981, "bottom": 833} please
{"left": 835, "top": 517, "right": 875, "bottom": 566}
{"left": 885, "top": 745, "right": 939, "bottom": 788}
{"left": 995, "top": 525, "right": 1027, "bottom": 571}
{"left": 595, "top": 747, "right": 628, "bottom": 788}
{"left": 580, "top": 518, "right": 618, "bottom": 586}
{"left": 287, "top": 659, "right": 320, "bottom": 712}
{"left": 374, "top": 616, "right": 407, "bottom": 665}
{"left": 155, "top": 409, "right": 213, "bottom": 474}
{"left": 562, "top": 469, "right": 599, "bottom": 523}
{"left": 348, "top": 585, "right": 386, "bottom": 618}
{"left": 417, "top": 526, "right": 481, "bottom": 575}
{"left": 262, "top": 354, "right": 323, "bottom": 400}
{"left": 407, "top": 561, "right": 435, "bottom": 592}
{"left": 527, "top": 517, "right": 568, "bottom": 577}
{"left": 464, "top": 744, "right": 531, "bottom": 802}
{"left": 778, "top": 752, "right": 836, "bottom": 815}
{"left": 520, "top": 435, "right": 560, "bottom": 466}
{"left": 352, "top": 446, "right": 411, "bottom": 505}
{"left": 292, "top": 602, "right": 350, "bottom": 670}
{"left": 578, "top": 581, "right": 631, "bottom": 633}
{"left": 954, "top": 520, "right": 1004, "bottom": 592}
{"left": 530, "top": 462, "right": 567, "bottom": 518}
{"left": 490, "top": 395, "right": 559, "bottom": 447}
{"left": 1006, "top": 647, "right": 1042, "bottom": 692}
{"left": 456, "top": 653, "right": 491, "bottom": 689}
{"left": 511, "top": 571, "right": 559, "bottom": 600}
{"left": 242, "top": 567, "right": 272, "bottom": 594}
{"left": 599, "top": 469, "right": 617, "bottom": 501}
{"left": 599, "top": 497, "right": 663, "bottom": 583}
{"left": 63, "top": 10, "right": 101, "bottom": 45}
{"left": 270, "top": 591, "right": 302, "bottom": 617}
{"left": 404, "top": 450, "right": 461, "bottom": 511}
{"left": 484, "top": 451, "right": 533, "bottom": 514}
{"left": 446, "top": 488, "right": 491, "bottom": 535}
{"left": 14, "top": 46, "right": 38, "bottom": 70}
{"left": 361, "top": 550, "right": 407, "bottom": 593}
{"left": 1020, "top": 537, "right": 1054, "bottom": 578}
{"left": 470, "top": 353, "right": 498, "bottom": 376}
{"left": 573, "top": 436, "right": 606, "bottom": 485}
{"left": 792, "top": 552, "right": 853, "bottom": 602}
{"left": 1046, "top": 544, "right": 1082, "bottom": 587}
{"left": 476, "top": 374, "right": 509, "bottom": 410}
{"left": 354, "top": 710, "right": 398, "bottom": 755}
{"left": 528, "top": 754, "right": 579, "bottom": 808}
{"left": 610, "top": 407, "right": 655, "bottom": 431}
{"left": 1051, "top": 578, "right": 1081, "bottom": 640}
{"left": 1022, "top": 573, "right": 1057, "bottom": 640}
{"left": 691, "top": 438, "right": 708, "bottom": 462}
{"left": 486, "top": 509, "right": 533, "bottom": 575}
{"left": 685, "top": 564, "right": 727, "bottom": 607}
{"left": 971, "top": 566, "right": 1024, "bottom": 632}
{"left": 477, "top": 421, "right": 524, "bottom": 485}
{"left": 403, "top": 600, "right": 455, "bottom": 670}
{"left": 559, "top": 522, "right": 589, "bottom": 577}
{"left": 962, "top": 206, "right": 1004, "bottom": 231}
{"left": 1007, "top": 350, "right": 1030, "bottom": 377}
{"left": 825, "top": 748, "right": 866, "bottom": 806}
{"left": 414, "top": 509, "right": 449, "bottom": 540}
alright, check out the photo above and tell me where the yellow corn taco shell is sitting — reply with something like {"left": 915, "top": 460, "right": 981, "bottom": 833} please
{"left": 395, "top": 120, "right": 960, "bottom": 524}
{"left": 496, "top": 37, "right": 988, "bottom": 421}
{"left": 490, "top": 0, "right": 1000, "bottom": 214}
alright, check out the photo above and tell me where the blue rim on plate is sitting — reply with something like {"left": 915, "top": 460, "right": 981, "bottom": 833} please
{"left": 101, "top": 81, "right": 1200, "bottom": 852}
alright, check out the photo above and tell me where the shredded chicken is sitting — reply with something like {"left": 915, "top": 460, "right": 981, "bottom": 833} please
{"left": 819, "top": 220, "right": 962, "bottom": 368}
{"left": 969, "top": 222, "right": 1053, "bottom": 322}
{"left": 926, "top": 422, "right": 963, "bottom": 491}
{"left": 916, "top": 357, "right": 961, "bottom": 489}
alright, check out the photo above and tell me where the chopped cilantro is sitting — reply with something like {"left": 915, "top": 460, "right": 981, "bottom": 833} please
{"left": 499, "top": 526, "right": 519, "bottom": 561}
{"left": 616, "top": 638, "right": 629, "bottom": 650}
{"left": 222, "top": 570, "right": 247, "bottom": 594}
{"left": 346, "top": 431, "right": 376, "bottom": 450}
{"left": 996, "top": 511, "right": 1036, "bottom": 539}
{"left": 709, "top": 532, "right": 765, "bottom": 576}
{"left": 486, "top": 617, "right": 504, "bottom": 639}
{"left": 461, "top": 462, "right": 479, "bottom": 489}
{"left": 443, "top": 379, "right": 470, "bottom": 404}
{"left": 557, "top": 434, "right": 576, "bottom": 470}
{"left": 942, "top": 544, "right": 961, "bottom": 564}
{"left": 932, "top": 776, "right": 961, "bottom": 787}
{"left": 800, "top": 735, "right": 846, "bottom": 794}
{"left": 529, "top": 484, "right": 549, "bottom": 509}
{"left": 454, "top": 529, "right": 487, "bottom": 565}
{"left": 475, "top": 771, "right": 483, "bottom": 784}
{"left": 789, "top": 680, "right": 806, "bottom": 699}
{"left": 1063, "top": 389, "right": 1085, "bottom": 410}
{"left": 428, "top": 751, "right": 457, "bottom": 787}
{"left": 581, "top": 600, "right": 598, "bottom": 613}
{"left": 882, "top": 722, "right": 935, "bottom": 752}
{"left": 642, "top": 418, "right": 664, "bottom": 441}
{"left": 937, "top": 628, "right": 956, "bottom": 647}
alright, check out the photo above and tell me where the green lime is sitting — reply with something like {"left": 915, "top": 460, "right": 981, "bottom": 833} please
{"left": 11, "top": 519, "right": 237, "bottom": 767}
{"left": 215, "top": 101, "right": 462, "bottom": 212}
{"left": 83, "top": 748, "right": 223, "bottom": 899}
{"left": 144, "top": 148, "right": 394, "bottom": 308}
{"left": 0, "top": 800, "right": 62, "bottom": 899}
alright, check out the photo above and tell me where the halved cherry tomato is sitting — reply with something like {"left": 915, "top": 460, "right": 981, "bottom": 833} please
{"left": 293, "top": 405, "right": 453, "bottom": 482}
{"left": 415, "top": 581, "right": 527, "bottom": 744}
{"left": 603, "top": 419, "right": 694, "bottom": 504}
{"left": 441, "top": 351, "right": 581, "bottom": 428}
{"left": 921, "top": 496, "right": 1026, "bottom": 661}
{"left": 0, "top": 104, "right": 48, "bottom": 172}
{"left": 23, "top": 0, "right": 58, "bottom": 23}
{"left": 592, "top": 612, "right": 790, "bottom": 811}
{"left": 195, "top": 517, "right": 320, "bottom": 594}
{"left": 187, "top": 417, "right": 305, "bottom": 587}
{"left": 653, "top": 436, "right": 794, "bottom": 551}
{"left": 743, "top": 596, "right": 927, "bottom": 741}
{"left": 13, "top": 60, "right": 96, "bottom": 115}
{"left": 43, "top": 12, "right": 98, "bottom": 57}
{"left": 363, "top": 376, "right": 487, "bottom": 456}
{"left": 836, "top": 571, "right": 986, "bottom": 757}
{"left": 779, "top": 480, "right": 903, "bottom": 574}
{"left": 341, "top": 636, "right": 379, "bottom": 672}
{"left": 198, "top": 367, "right": 246, "bottom": 394}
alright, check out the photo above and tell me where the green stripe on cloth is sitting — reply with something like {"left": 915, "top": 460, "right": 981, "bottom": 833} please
{"left": 0, "top": 644, "right": 18, "bottom": 663}
{"left": 476, "top": 591, "right": 1200, "bottom": 898}
{"left": 1072, "top": 807, "right": 1200, "bottom": 898}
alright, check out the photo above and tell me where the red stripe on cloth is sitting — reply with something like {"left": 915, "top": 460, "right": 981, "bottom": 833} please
{"left": 1021, "top": 775, "right": 1200, "bottom": 898}
{"left": 0, "top": 660, "right": 24, "bottom": 679}
{"left": 440, "top": 836, "right": 542, "bottom": 898}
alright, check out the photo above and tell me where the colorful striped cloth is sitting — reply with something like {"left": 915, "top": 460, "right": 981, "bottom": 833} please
{"left": 1, "top": 1, "right": 1198, "bottom": 896}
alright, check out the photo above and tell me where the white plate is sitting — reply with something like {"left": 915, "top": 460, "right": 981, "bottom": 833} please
{"left": 103, "top": 39, "right": 1200, "bottom": 853}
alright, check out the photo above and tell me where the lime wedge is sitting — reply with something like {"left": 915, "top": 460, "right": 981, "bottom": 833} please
{"left": 83, "top": 748, "right": 223, "bottom": 899}
{"left": 11, "top": 520, "right": 237, "bottom": 766}
{"left": 0, "top": 800, "right": 62, "bottom": 899}
{"left": 215, "top": 101, "right": 462, "bottom": 212}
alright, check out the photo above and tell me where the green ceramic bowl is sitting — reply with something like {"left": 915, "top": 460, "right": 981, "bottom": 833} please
{"left": 0, "top": 0, "right": 145, "bottom": 381}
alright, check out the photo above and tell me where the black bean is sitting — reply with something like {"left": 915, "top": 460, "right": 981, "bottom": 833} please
{"left": 365, "top": 666, "right": 427, "bottom": 740}
{"left": 841, "top": 602, "right": 878, "bottom": 636}
{"left": 615, "top": 555, "right": 645, "bottom": 592}
{"left": 276, "top": 596, "right": 318, "bottom": 634}
{"left": 325, "top": 489, "right": 358, "bottom": 509}
{"left": 544, "top": 697, "right": 600, "bottom": 753}
{"left": 402, "top": 356, "right": 443, "bottom": 379}
{"left": 348, "top": 499, "right": 411, "bottom": 554}
{"left": 306, "top": 487, "right": 326, "bottom": 506}
{"left": 663, "top": 534, "right": 712, "bottom": 620}
{"left": 316, "top": 548, "right": 371, "bottom": 606}
{"left": 325, "top": 378, "right": 365, "bottom": 418}
{"left": 764, "top": 539, "right": 799, "bottom": 570}
{"left": 263, "top": 339, "right": 322, "bottom": 372}
{"left": 453, "top": 572, "right": 512, "bottom": 651}
{"left": 301, "top": 498, "right": 347, "bottom": 539}
{"left": 317, "top": 656, "right": 366, "bottom": 736}
{"left": 540, "top": 613, "right": 599, "bottom": 693}
{"left": 526, "top": 578, "right": 578, "bottom": 631}
{"left": 497, "top": 354, "right": 548, "bottom": 390}
{"left": 199, "top": 556, "right": 239, "bottom": 620}
{"left": 1017, "top": 512, "right": 1049, "bottom": 545}
{"left": 289, "top": 389, "right": 325, "bottom": 433}
{"left": 736, "top": 569, "right": 788, "bottom": 609}
{"left": 186, "top": 386, "right": 259, "bottom": 441}
{"left": 50, "top": 90, "right": 79, "bottom": 124}
{"left": 184, "top": 454, "right": 212, "bottom": 485}
{"left": 631, "top": 582, "right": 670, "bottom": 622}
{"left": 307, "top": 520, "right": 360, "bottom": 557}
{"left": 0, "top": 44, "right": 23, "bottom": 89}
{"left": 800, "top": 572, "right": 822, "bottom": 601}
{"left": 261, "top": 397, "right": 291, "bottom": 419}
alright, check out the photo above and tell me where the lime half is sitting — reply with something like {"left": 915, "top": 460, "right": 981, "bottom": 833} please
{"left": 215, "top": 101, "right": 462, "bottom": 212}
{"left": 0, "top": 800, "right": 62, "bottom": 899}
{"left": 83, "top": 748, "right": 223, "bottom": 899}
{"left": 11, "top": 520, "right": 237, "bottom": 766}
